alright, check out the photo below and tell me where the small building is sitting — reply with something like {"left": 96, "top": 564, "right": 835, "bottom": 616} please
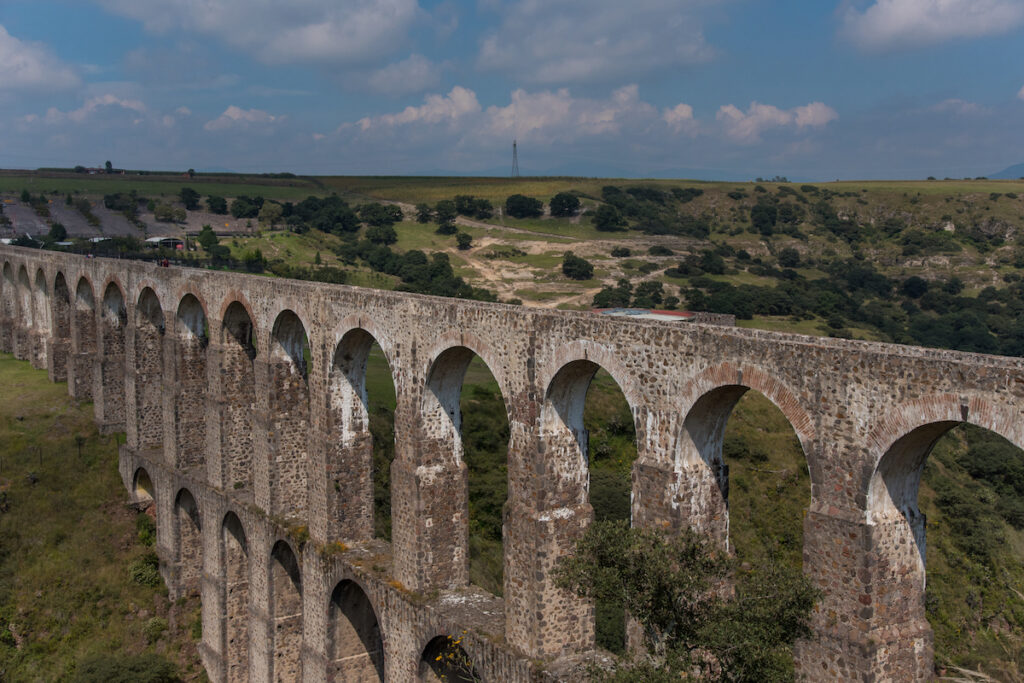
{"left": 594, "top": 308, "right": 735, "bottom": 326}
{"left": 145, "top": 237, "right": 184, "bottom": 250}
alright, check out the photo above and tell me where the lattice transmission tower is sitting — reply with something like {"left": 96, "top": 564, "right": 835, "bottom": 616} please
{"left": 511, "top": 139, "right": 520, "bottom": 178}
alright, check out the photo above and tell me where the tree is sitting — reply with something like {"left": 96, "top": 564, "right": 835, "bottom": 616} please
{"left": 555, "top": 521, "right": 819, "bottom": 682}
{"left": 751, "top": 202, "right": 777, "bottom": 235}
{"left": 153, "top": 203, "right": 175, "bottom": 222}
{"left": 415, "top": 203, "right": 433, "bottom": 223}
{"left": 258, "top": 202, "right": 283, "bottom": 227}
{"left": 561, "top": 251, "right": 594, "bottom": 280}
{"left": 20, "top": 189, "right": 31, "bottom": 203}
{"left": 48, "top": 223, "right": 67, "bottom": 241}
{"left": 901, "top": 276, "right": 929, "bottom": 299}
{"left": 593, "top": 204, "right": 627, "bottom": 232}
{"left": 435, "top": 199, "right": 457, "bottom": 234}
{"left": 366, "top": 224, "right": 398, "bottom": 245}
{"left": 104, "top": 160, "right": 113, "bottom": 174}
{"left": 456, "top": 232, "right": 473, "bottom": 250}
{"left": 550, "top": 192, "right": 581, "bottom": 217}
{"left": 180, "top": 187, "right": 201, "bottom": 210}
{"left": 778, "top": 247, "right": 800, "bottom": 268}
{"left": 207, "top": 196, "right": 228, "bottom": 214}
{"left": 505, "top": 194, "right": 543, "bottom": 219}
{"left": 359, "top": 202, "right": 403, "bottom": 227}
{"left": 197, "top": 225, "right": 218, "bottom": 252}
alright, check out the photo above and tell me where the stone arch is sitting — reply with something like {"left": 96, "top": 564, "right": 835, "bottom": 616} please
{"left": 327, "top": 579, "right": 384, "bottom": 681}
{"left": 325, "top": 326, "right": 396, "bottom": 542}
{"left": 70, "top": 276, "right": 97, "bottom": 399}
{"left": 221, "top": 511, "right": 250, "bottom": 683}
{"left": 15, "top": 265, "right": 33, "bottom": 362}
{"left": 0, "top": 262, "right": 10, "bottom": 353}
{"left": 132, "top": 467, "right": 155, "bottom": 505}
{"left": 99, "top": 281, "right": 127, "bottom": 429}
{"left": 172, "top": 293, "right": 209, "bottom": 469}
{"left": 538, "top": 340, "right": 643, "bottom": 418}
{"left": 417, "top": 634, "right": 478, "bottom": 682}
{"left": 675, "top": 363, "right": 816, "bottom": 546}
{"left": 417, "top": 342, "right": 512, "bottom": 589}
{"left": 219, "top": 301, "right": 257, "bottom": 491}
{"left": 134, "top": 287, "right": 165, "bottom": 451}
{"left": 174, "top": 487, "right": 202, "bottom": 597}
{"left": 33, "top": 267, "right": 49, "bottom": 333}
{"left": 49, "top": 272, "right": 72, "bottom": 381}
{"left": 858, "top": 395, "right": 1024, "bottom": 677}
{"left": 267, "top": 310, "right": 311, "bottom": 521}
{"left": 865, "top": 395, "right": 1024, "bottom": 582}
{"left": 269, "top": 539, "right": 303, "bottom": 681}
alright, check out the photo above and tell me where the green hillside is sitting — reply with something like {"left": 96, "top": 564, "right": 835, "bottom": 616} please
{"left": 0, "top": 354, "right": 202, "bottom": 681}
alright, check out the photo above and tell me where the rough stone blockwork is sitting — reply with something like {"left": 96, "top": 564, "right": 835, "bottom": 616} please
{"left": 2, "top": 244, "right": 1023, "bottom": 682}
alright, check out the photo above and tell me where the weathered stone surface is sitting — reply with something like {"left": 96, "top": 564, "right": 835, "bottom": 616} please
{"left": 4, "top": 244, "right": 1024, "bottom": 681}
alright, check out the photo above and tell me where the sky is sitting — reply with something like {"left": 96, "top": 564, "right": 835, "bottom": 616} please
{"left": 1, "top": 0, "right": 1023, "bottom": 180}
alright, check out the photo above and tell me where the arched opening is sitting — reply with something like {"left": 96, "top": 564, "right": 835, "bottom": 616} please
{"left": 542, "top": 359, "right": 638, "bottom": 653}
{"left": 220, "top": 302, "right": 257, "bottom": 491}
{"left": 326, "top": 329, "right": 396, "bottom": 543}
{"left": 134, "top": 287, "right": 164, "bottom": 451}
{"left": 327, "top": 580, "right": 383, "bottom": 681}
{"left": 422, "top": 346, "right": 509, "bottom": 592}
{"left": 99, "top": 282, "right": 127, "bottom": 429}
{"left": 869, "top": 420, "right": 1024, "bottom": 675}
{"left": 269, "top": 540, "right": 303, "bottom": 681}
{"left": 16, "top": 266, "right": 33, "bottom": 362}
{"left": 268, "top": 310, "right": 311, "bottom": 521}
{"left": 682, "top": 384, "right": 811, "bottom": 565}
{"left": 0, "top": 263, "right": 14, "bottom": 354}
{"left": 418, "top": 635, "right": 478, "bottom": 682}
{"left": 71, "top": 277, "right": 97, "bottom": 400}
{"left": 133, "top": 467, "right": 155, "bottom": 505}
{"left": 173, "top": 294, "right": 208, "bottom": 470}
{"left": 31, "top": 269, "right": 49, "bottom": 369}
{"left": 174, "top": 488, "right": 202, "bottom": 597}
{"left": 221, "top": 512, "right": 250, "bottom": 683}
{"left": 50, "top": 273, "right": 71, "bottom": 382}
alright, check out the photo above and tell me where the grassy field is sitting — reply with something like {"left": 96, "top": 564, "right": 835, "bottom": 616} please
{"left": 0, "top": 354, "right": 202, "bottom": 681}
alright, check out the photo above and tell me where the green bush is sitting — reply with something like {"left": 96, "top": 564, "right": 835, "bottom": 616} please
{"left": 136, "top": 514, "right": 155, "bottom": 547}
{"left": 143, "top": 616, "right": 168, "bottom": 644}
{"left": 71, "top": 653, "right": 179, "bottom": 683}
{"left": 128, "top": 551, "right": 161, "bottom": 587}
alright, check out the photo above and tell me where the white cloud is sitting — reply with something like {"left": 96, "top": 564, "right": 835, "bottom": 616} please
{"left": 840, "top": 0, "right": 1024, "bottom": 51}
{"left": 931, "top": 98, "right": 985, "bottom": 115}
{"left": 794, "top": 101, "right": 840, "bottom": 127}
{"left": 0, "top": 24, "right": 79, "bottom": 90}
{"left": 39, "top": 94, "right": 146, "bottom": 124}
{"left": 477, "top": 0, "right": 715, "bottom": 84}
{"left": 663, "top": 103, "right": 697, "bottom": 134}
{"left": 204, "top": 106, "right": 280, "bottom": 131}
{"left": 364, "top": 54, "right": 442, "bottom": 95}
{"left": 97, "top": 0, "right": 419, "bottom": 65}
{"left": 717, "top": 101, "right": 837, "bottom": 142}
{"left": 355, "top": 86, "right": 481, "bottom": 130}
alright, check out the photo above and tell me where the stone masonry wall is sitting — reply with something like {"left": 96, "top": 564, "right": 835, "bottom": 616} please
{"left": 4, "top": 244, "right": 1024, "bottom": 682}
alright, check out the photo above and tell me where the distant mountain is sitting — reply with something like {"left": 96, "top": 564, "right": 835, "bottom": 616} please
{"left": 991, "top": 163, "right": 1024, "bottom": 179}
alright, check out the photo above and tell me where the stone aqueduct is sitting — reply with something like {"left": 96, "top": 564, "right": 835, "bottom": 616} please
{"left": 1, "top": 244, "right": 1022, "bottom": 681}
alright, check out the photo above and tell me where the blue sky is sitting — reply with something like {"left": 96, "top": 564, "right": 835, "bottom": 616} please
{"left": 1, "top": 0, "right": 1023, "bottom": 180}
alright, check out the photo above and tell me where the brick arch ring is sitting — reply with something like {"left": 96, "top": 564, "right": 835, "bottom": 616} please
{"left": 330, "top": 314, "right": 400, "bottom": 378}
{"left": 678, "top": 361, "right": 818, "bottom": 485}
{"left": 861, "top": 393, "right": 1024, "bottom": 513}
{"left": 420, "top": 330, "right": 517, "bottom": 417}
{"left": 537, "top": 339, "right": 644, "bottom": 415}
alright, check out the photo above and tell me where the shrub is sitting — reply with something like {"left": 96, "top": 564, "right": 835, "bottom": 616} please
{"left": 70, "top": 653, "right": 179, "bottom": 683}
{"left": 561, "top": 251, "right": 594, "bottom": 280}
{"left": 610, "top": 247, "right": 631, "bottom": 257}
{"left": 143, "top": 617, "right": 168, "bottom": 644}
{"left": 136, "top": 514, "right": 155, "bottom": 546}
{"left": 549, "top": 192, "right": 581, "bottom": 217}
{"left": 505, "top": 194, "right": 543, "bottom": 219}
{"left": 456, "top": 232, "right": 473, "bottom": 250}
{"left": 128, "top": 551, "right": 161, "bottom": 587}
{"left": 593, "top": 204, "right": 627, "bottom": 232}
